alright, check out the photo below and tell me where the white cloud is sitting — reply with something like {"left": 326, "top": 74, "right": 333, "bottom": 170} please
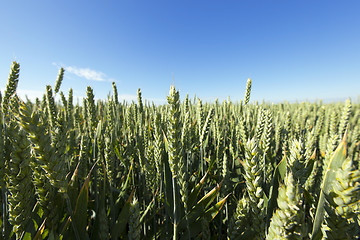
{"left": 53, "top": 63, "right": 115, "bottom": 82}
{"left": 65, "top": 66, "right": 107, "bottom": 82}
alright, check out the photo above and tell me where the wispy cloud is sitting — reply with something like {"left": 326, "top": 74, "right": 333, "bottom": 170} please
{"left": 53, "top": 63, "right": 115, "bottom": 82}
{"left": 65, "top": 66, "right": 107, "bottom": 81}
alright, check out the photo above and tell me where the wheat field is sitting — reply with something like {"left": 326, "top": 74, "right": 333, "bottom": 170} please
{"left": 1, "top": 62, "right": 360, "bottom": 239}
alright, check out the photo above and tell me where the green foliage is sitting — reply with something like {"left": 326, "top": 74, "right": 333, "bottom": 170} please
{"left": 128, "top": 197, "right": 140, "bottom": 240}
{"left": 54, "top": 67, "right": 64, "bottom": 94}
{"left": 1, "top": 62, "right": 360, "bottom": 239}
{"left": 244, "top": 78, "right": 252, "bottom": 105}
{"left": 112, "top": 82, "right": 119, "bottom": 105}
{"left": 266, "top": 172, "right": 306, "bottom": 239}
{"left": 7, "top": 125, "right": 35, "bottom": 237}
{"left": 2, "top": 61, "right": 20, "bottom": 115}
{"left": 321, "top": 157, "right": 360, "bottom": 239}
{"left": 166, "top": 86, "right": 182, "bottom": 177}
{"left": 241, "top": 138, "right": 266, "bottom": 239}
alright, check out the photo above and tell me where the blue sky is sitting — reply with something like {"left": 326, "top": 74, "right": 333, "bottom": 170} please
{"left": 1, "top": 1, "right": 359, "bottom": 104}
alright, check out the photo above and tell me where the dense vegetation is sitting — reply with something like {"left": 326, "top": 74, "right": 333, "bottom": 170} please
{"left": 0, "top": 62, "right": 359, "bottom": 239}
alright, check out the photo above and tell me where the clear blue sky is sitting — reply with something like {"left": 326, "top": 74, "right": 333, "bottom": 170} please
{"left": 1, "top": 0, "right": 359, "bottom": 104}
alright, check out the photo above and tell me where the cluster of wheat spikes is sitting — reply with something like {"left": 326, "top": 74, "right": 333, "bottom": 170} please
{"left": 0, "top": 61, "right": 360, "bottom": 240}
